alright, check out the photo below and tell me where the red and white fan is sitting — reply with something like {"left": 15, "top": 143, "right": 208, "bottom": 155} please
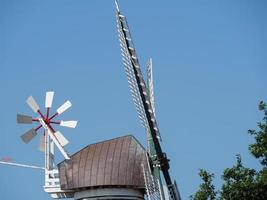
{"left": 17, "top": 91, "right": 77, "bottom": 164}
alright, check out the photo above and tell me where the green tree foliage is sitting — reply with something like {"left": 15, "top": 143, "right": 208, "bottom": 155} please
{"left": 191, "top": 101, "right": 267, "bottom": 200}
{"left": 190, "top": 169, "right": 217, "bottom": 200}
{"left": 248, "top": 101, "right": 267, "bottom": 166}
{"left": 220, "top": 155, "right": 266, "bottom": 200}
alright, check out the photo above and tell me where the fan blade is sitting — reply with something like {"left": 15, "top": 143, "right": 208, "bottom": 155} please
{"left": 54, "top": 131, "right": 69, "bottom": 146}
{"left": 21, "top": 129, "right": 37, "bottom": 143}
{"left": 117, "top": 7, "right": 162, "bottom": 141}
{"left": 45, "top": 91, "right": 54, "bottom": 108}
{"left": 147, "top": 58, "right": 156, "bottom": 115}
{"left": 17, "top": 114, "right": 32, "bottom": 124}
{"left": 115, "top": 0, "right": 120, "bottom": 12}
{"left": 39, "top": 135, "right": 45, "bottom": 152}
{"left": 60, "top": 120, "right": 77, "bottom": 128}
{"left": 26, "top": 96, "right": 40, "bottom": 113}
{"left": 56, "top": 101, "right": 72, "bottom": 115}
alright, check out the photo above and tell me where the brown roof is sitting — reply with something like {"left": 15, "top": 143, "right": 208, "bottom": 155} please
{"left": 58, "top": 135, "right": 149, "bottom": 190}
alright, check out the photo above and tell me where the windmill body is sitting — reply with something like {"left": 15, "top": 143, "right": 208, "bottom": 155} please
{"left": 0, "top": 2, "right": 181, "bottom": 200}
{"left": 11, "top": 91, "right": 149, "bottom": 200}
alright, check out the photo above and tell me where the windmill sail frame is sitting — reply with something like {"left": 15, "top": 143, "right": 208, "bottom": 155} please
{"left": 116, "top": 2, "right": 181, "bottom": 200}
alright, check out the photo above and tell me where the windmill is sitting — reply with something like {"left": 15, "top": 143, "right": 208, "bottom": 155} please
{"left": 16, "top": 91, "right": 77, "bottom": 198}
{"left": 115, "top": 1, "right": 182, "bottom": 200}
{"left": 1, "top": 3, "right": 182, "bottom": 199}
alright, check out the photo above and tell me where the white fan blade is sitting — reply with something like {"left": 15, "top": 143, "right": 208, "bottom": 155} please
{"left": 60, "top": 120, "right": 77, "bottom": 128}
{"left": 26, "top": 96, "right": 40, "bottom": 113}
{"left": 147, "top": 58, "right": 156, "bottom": 115}
{"left": 39, "top": 135, "right": 45, "bottom": 152}
{"left": 56, "top": 101, "right": 72, "bottom": 115}
{"left": 115, "top": 0, "right": 120, "bottom": 12}
{"left": 54, "top": 131, "right": 69, "bottom": 146}
{"left": 45, "top": 91, "right": 54, "bottom": 108}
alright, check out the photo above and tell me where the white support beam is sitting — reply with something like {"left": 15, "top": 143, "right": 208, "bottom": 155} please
{"left": 39, "top": 119, "right": 70, "bottom": 160}
{"left": 0, "top": 161, "right": 44, "bottom": 170}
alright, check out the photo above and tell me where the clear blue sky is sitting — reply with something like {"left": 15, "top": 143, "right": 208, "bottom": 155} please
{"left": 0, "top": 0, "right": 266, "bottom": 199}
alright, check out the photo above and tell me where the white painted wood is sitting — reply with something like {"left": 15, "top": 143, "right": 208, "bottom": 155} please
{"left": 56, "top": 101, "right": 71, "bottom": 115}
{"left": 60, "top": 120, "right": 77, "bottom": 128}
{"left": 45, "top": 91, "right": 54, "bottom": 108}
